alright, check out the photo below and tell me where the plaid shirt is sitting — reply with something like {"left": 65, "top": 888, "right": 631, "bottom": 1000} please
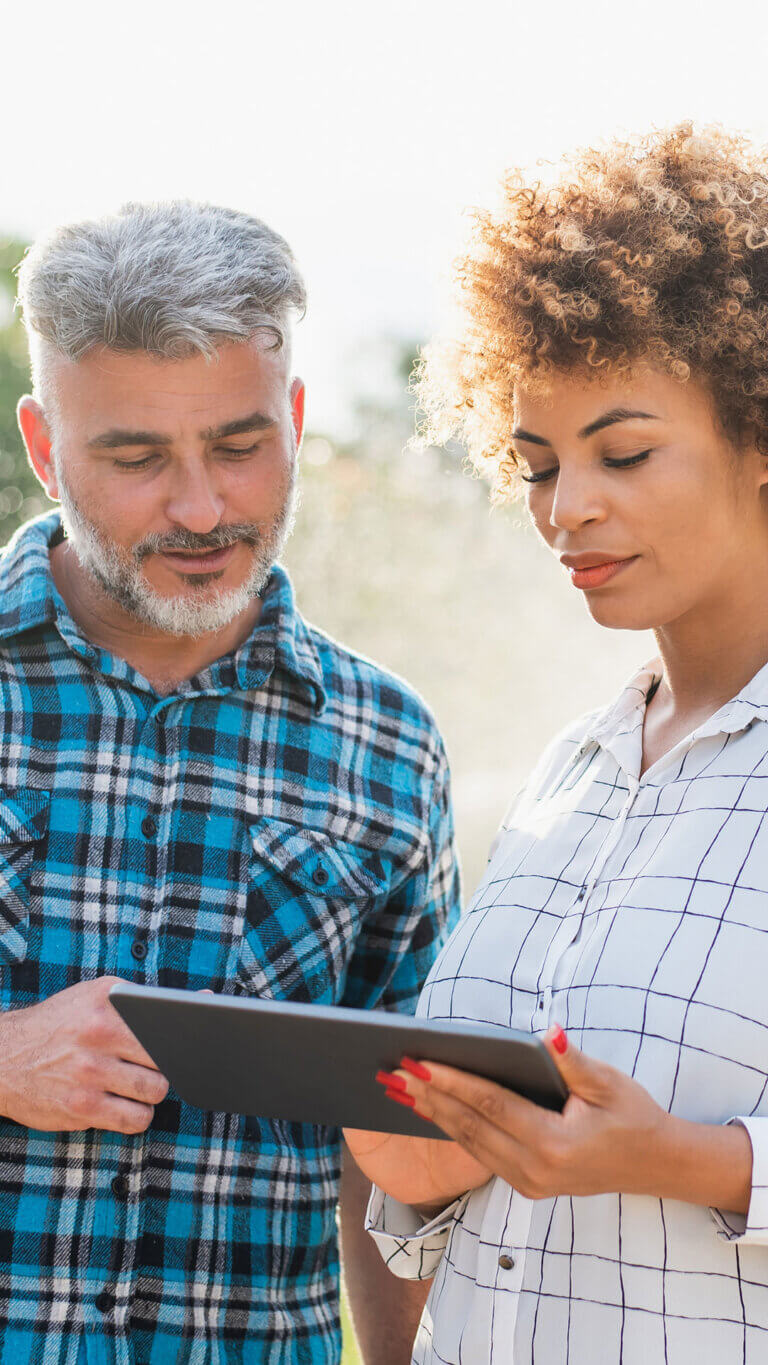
{"left": 0, "top": 513, "right": 460, "bottom": 1365}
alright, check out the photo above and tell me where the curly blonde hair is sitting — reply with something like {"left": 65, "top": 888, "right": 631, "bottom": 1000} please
{"left": 417, "top": 122, "right": 768, "bottom": 500}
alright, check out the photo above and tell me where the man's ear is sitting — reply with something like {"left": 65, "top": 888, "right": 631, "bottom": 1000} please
{"left": 17, "top": 397, "right": 60, "bottom": 500}
{"left": 290, "top": 378, "right": 306, "bottom": 455}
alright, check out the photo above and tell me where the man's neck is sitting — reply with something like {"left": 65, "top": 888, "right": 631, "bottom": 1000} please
{"left": 49, "top": 541, "right": 263, "bottom": 693}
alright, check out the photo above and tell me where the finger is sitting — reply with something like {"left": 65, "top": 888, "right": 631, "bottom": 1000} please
{"left": 93, "top": 1094, "right": 156, "bottom": 1135}
{"left": 542, "top": 1025, "right": 613, "bottom": 1104}
{"left": 102, "top": 1059, "right": 169, "bottom": 1106}
{"left": 104, "top": 1015, "right": 165, "bottom": 1072}
{"left": 399, "top": 1060, "right": 547, "bottom": 1146}
{"left": 398, "top": 1078, "right": 531, "bottom": 1176}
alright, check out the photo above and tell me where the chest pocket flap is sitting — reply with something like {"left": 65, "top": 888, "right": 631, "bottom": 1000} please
{"left": 249, "top": 818, "right": 389, "bottom": 901}
{"left": 0, "top": 789, "right": 51, "bottom": 966}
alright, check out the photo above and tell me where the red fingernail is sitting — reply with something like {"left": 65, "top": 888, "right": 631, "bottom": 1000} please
{"left": 375, "top": 1070, "right": 407, "bottom": 1091}
{"left": 551, "top": 1025, "right": 568, "bottom": 1055}
{"left": 385, "top": 1088, "right": 415, "bottom": 1108}
{"left": 401, "top": 1056, "right": 431, "bottom": 1081}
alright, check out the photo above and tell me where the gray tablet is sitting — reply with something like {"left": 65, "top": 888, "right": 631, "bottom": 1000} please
{"left": 110, "top": 984, "right": 568, "bottom": 1141}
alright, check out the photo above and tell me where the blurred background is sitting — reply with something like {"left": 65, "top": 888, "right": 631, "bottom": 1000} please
{"left": 5, "top": 0, "right": 768, "bottom": 1355}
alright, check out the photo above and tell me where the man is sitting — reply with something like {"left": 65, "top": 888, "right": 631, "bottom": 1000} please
{"left": 0, "top": 202, "right": 460, "bottom": 1364}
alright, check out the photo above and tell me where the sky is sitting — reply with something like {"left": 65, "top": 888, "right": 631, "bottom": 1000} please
{"left": 5, "top": 0, "right": 768, "bottom": 434}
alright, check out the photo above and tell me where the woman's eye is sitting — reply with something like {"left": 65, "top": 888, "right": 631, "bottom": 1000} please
{"left": 520, "top": 466, "right": 558, "bottom": 485}
{"left": 603, "top": 449, "right": 653, "bottom": 469}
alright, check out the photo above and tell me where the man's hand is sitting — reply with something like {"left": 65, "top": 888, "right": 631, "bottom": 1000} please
{"left": 0, "top": 976, "right": 169, "bottom": 1134}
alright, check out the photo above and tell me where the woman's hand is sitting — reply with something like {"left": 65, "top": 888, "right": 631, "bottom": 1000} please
{"left": 342, "top": 1123, "right": 491, "bottom": 1211}
{"left": 382, "top": 1025, "right": 753, "bottom": 1209}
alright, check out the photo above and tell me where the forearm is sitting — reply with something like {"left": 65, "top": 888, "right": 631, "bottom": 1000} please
{"left": 650, "top": 1116, "right": 752, "bottom": 1214}
{"left": 340, "top": 1145, "right": 430, "bottom": 1365}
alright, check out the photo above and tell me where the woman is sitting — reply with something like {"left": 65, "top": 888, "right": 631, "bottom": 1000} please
{"left": 344, "top": 123, "right": 768, "bottom": 1362}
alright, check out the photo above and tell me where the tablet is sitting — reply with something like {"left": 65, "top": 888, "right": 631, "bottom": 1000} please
{"left": 110, "top": 984, "right": 569, "bottom": 1141}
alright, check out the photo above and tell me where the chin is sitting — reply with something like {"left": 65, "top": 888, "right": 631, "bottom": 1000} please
{"left": 581, "top": 596, "right": 660, "bottom": 632}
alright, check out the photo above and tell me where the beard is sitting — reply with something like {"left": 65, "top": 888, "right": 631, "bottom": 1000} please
{"left": 54, "top": 462, "right": 297, "bottom": 638}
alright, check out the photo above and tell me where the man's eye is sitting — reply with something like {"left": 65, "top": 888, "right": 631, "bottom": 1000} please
{"left": 218, "top": 444, "right": 260, "bottom": 457}
{"left": 114, "top": 455, "right": 158, "bottom": 471}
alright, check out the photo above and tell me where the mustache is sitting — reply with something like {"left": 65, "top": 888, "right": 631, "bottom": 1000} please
{"left": 133, "top": 523, "right": 261, "bottom": 561}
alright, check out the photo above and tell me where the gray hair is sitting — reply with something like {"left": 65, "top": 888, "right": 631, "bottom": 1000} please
{"left": 16, "top": 200, "right": 307, "bottom": 408}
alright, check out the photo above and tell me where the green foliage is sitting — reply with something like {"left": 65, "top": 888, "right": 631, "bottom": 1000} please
{"left": 0, "top": 239, "right": 53, "bottom": 544}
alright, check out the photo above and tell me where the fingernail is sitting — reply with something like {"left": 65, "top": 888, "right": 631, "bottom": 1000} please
{"left": 385, "top": 1089, "right": 415, "bottom": 1108}
{"left": 551, "top": 1025, "right": 568, "bottom": 1055}
{"left": 375, "top": 1070, "right": 407, "bottom": 1091}
{"left": 401, "top": 1056, "right": 431, "bottom": 1082}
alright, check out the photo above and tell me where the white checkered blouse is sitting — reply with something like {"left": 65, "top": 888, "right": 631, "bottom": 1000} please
{"left": 367, "top": 657, "right": 768, "bottom": 1363}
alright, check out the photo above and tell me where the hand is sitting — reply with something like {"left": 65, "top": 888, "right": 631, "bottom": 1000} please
{"left": 384, "top": 1025, "right": 679, "bottom": 1202}
{"left": 0, "top": 976, "right": 169, "bottom": 1134}
{"left": 343, "top": 1123, "right": 491, "bottom": 1211}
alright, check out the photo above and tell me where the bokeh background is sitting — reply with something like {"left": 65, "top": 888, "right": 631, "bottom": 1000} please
{"left": 5, "top": 0, "right": 768, "bottom": 1356}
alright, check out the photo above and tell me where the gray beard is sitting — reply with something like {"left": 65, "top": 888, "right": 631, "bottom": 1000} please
{"left": 54, "top": 466, "right": 297, "bottom": 638}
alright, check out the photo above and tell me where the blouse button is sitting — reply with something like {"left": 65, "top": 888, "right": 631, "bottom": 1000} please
{"left": 312, "top": 865, "right": 329, "bottom": 887}
{"left": 498, "top": 1254, "right": 515, "bottom": 1270}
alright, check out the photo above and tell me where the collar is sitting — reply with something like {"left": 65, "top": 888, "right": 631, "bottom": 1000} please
{"left": 574, "top": 652, "right": 768, "bottom": 776}
{"left": 0, "top": 512, "right": 326, "bottom": 712}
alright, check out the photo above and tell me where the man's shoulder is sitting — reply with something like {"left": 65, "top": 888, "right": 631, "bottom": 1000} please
{"left": 302, "top": 619, "right": 447, "bottom": 765}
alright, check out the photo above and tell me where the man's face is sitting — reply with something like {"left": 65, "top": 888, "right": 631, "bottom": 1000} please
{"left": 33, "top": 339, "right": 303, "bottom": 636}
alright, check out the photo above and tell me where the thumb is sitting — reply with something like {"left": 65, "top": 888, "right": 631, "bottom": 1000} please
{"left": 542, "top": 1024, "right": 611, "bottom": 1104}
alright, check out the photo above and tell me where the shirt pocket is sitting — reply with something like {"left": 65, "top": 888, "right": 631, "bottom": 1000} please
{"left": 0, "top": 790, "right": 51, "bottom": 967}
{"left": 238, "top": 817, "right": 389, "bottom": 1004}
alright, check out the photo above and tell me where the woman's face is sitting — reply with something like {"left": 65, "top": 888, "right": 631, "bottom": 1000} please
{"left": 512, "top": 367, "right": 768, "bottom": 632}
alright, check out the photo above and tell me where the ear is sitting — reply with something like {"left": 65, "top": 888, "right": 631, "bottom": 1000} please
{"left": 17, "top": 397, "right": 60, "bottom": 501}
{"left": 289, "top": 377, "right": 306, "bottom": 455}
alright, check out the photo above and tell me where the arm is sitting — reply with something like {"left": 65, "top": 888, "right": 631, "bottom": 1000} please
{"left": 339, "top": 1143, "right": 431, "bottom": 1365}
{"left": 372, "top": 1023, "right": 754, "bottom": 1215}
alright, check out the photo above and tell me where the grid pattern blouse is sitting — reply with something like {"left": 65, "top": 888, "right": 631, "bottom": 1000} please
{"left": 368, "top": 657, "right": 768, "bottom": 1364}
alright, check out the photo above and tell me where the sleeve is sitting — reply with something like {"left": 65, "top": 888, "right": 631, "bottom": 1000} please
{"left": 340, "top": 731, "right": 461, "bottom": 1015}
{"left": 710, "top": 1117, "right": 768, "bottom": 1244}
{"left": 364, "top": 1185, "right": 468, "bottom": 1280}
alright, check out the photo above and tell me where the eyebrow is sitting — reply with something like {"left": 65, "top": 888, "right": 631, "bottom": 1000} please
{"left": 86, "top": 409, "right": 276, "bottom": 450}
{"left": 512, "top": 407, "right": 661, "bottom": 448}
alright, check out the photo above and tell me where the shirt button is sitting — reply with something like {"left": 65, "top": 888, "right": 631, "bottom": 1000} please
{"left": 111, "top": 1174, "right": 129, "bottom": 1198}
{"left": 95, "top": 1289, "right": 115, "bottom": 1312}
{"left": 498, "top": 1254, "right": 515, "bottom": 1270}
{"left": 141, "top": 815, "right": 157, "bottom": 839}
{"left": 312, "top": 865, "right": 329, "bottom": 886}
{"left": 131, "top": 938, "right": 148, "bottom": 962}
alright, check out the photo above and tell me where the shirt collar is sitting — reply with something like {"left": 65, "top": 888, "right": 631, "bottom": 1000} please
{"left": 576, "top": 652, "right": 768, "bottom": 775}
{"left": 0, "top": 512, "right": 326, "bottom": 712}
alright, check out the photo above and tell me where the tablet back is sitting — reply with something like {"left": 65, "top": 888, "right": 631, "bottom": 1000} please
{"left": 111, "top": 984, "right": 568, "bottom": 1140}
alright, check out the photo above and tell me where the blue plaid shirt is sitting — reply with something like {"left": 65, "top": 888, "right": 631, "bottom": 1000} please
{"left": 0, "top": 513, "right": 460, "bottom": 1365}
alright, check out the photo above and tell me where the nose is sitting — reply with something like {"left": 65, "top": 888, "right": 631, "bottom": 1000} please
{"left": 164, "top": 459, "right": 225, "bottom": 534}
{"left": 548, "top": 465, "right": 606, "bottom": 534}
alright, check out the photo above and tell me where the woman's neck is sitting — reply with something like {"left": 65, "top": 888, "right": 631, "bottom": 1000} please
{"left": 652, "top": 548, "right": 768, "bottom": 717}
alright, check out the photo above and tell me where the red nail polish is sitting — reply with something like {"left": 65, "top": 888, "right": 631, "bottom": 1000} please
{"left": 551, "top": 1025, "right": 568, "bottom": 1055}
{"left": 401, "top": 1056, "right": 431, "bottom": 1082}
{"left": 385, "top": 1088, "right": 415, "bottom": 1108}
{"left": 375, "top": 1070, "right": 406, "bottom": 1091}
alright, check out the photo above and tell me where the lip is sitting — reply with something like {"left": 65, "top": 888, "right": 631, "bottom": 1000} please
{"left": 560, "top": 554, "right": 639, "bottom": 590}
{"left": 158, "top": 544, "right": 238, "bottom": 575}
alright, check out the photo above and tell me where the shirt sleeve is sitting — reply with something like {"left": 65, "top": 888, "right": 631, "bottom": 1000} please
{"left": 710, "top": 1118, "right": 768, "bottom": 1244}
{"left": 364, "top": 1185, "right": 467, "bottom": 1280}
{"left": 340, "top": 730, "right": 461, "bottom": 1014}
